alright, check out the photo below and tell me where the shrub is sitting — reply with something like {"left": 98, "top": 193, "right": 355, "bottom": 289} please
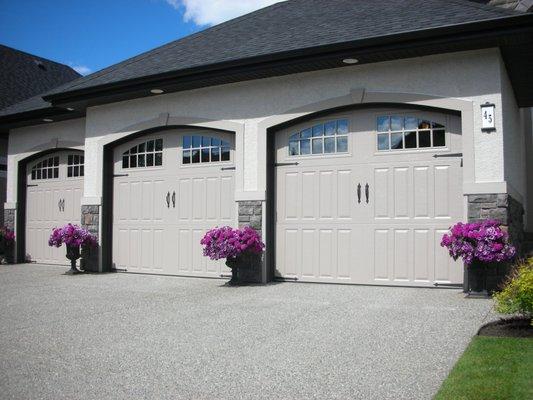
{"left": 200, "top": 226, "right": 264, "bottom": 260}
{"left": 0, "top": 227, "right": 15, "bottom": 244}
{"left": 494, "top": 259, "right": 533, "bottom": 318}
{"left": 440, "top": 220, "right": 516, "bottom": 265}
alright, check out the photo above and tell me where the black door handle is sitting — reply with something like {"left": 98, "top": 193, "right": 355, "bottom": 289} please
{"left": 166, "top": 192, "right": 170, "bottom": 208}
{"left": 62, "top": 199, "right": 65, "bottom": 211}
{"left": 365, "top": 183, "right": 369, "bottom": 204}
{"left": 357, "top": 183, "right": 361, "bottom": 203}
{"left": 58, "top": 199, "right": 61, "bottom": 211}
{"left": 172, "top": 191, "right": 176, "bottom": 208}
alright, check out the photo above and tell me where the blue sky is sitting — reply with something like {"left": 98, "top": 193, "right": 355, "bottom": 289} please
{"left": 0, "top": 0, "right": 281, "bottom": 75}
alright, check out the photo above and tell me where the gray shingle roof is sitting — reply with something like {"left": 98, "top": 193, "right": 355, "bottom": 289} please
{"left": 46, "top": 0, "right": 520, "bottom": 97}
{"left": 0, "top": 45, "right": 80, "bottom": 111}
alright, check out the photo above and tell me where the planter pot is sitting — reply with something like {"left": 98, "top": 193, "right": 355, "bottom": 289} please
{"left": 467, "top": 261, "right": 510, "bottom": 296}
{"left": 225, "top": 252, "right": 262, "bottom": 285}
{"left": 65, "top": 245, "right": 81, "bottom": 274}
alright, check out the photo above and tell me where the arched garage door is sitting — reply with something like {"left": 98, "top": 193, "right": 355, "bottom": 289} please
{"left": 274, "top": 108, "right": 464, "bottom": 286}
{"left": 112, "top": 129, "right": 235, "bottom": 276}
{"left": 26, "top": 150, "right": 84, "bottom": 264}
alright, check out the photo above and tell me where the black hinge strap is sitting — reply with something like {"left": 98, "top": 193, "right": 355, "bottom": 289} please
{"left": 275, "top": 162, "right": 299, "bottom": 167}
{"left": 433, "top": 152, "right": 463, "bottom": 158}
{"left": 220, "top": 166, "right": 236, "bottom": 170}
{"left": 113, "top": 173, "right": 129, "bottom": 177}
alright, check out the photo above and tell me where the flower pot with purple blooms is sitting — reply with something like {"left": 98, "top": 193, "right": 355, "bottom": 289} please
{"left": 0, "top": 227, "right": 15, "bottom": 264}
{"left": 48, "top": 224, "right": 97, "bottom": 274}
{"left": 201, "top": 226, "right": 265, "bottom": 285}
{"left": 441, "top": 220, "right": 516, "bottom": 296}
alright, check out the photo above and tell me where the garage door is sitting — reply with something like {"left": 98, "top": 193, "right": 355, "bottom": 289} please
{"left": 275, "top": 109, "right": 464, "bottom": 286}
{"left": 26, "top": 151, "right": 84, "bottom": 264}
{"left": 112, "top": 129, "right": 235, "bottom": 276}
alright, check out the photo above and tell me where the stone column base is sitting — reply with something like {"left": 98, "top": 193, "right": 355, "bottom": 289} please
{"left": 237, "top": 201, "right": 263, "bottom": 283}
{"left": 81, "top": 205, "right": 100, "bottom": 272}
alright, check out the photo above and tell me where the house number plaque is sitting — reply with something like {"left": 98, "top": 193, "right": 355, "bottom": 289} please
{"left": 481, "top": 102, "right": 495, "bottom": 132}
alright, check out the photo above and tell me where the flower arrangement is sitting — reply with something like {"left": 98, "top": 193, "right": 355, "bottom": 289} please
{"left": 200, "top": 226, "right": 264, "bottom": 261}
{"left": 48, "top": 223, "right": 97, "bottom": 248}
{"left": 440, "top": 220, "right": 516, "bottom": 265}
{"left": 0, "top": 227, "right": 15, "bottom": 244}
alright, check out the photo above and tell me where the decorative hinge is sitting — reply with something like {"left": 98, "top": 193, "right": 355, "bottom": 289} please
{"left": 274, "top": 162, "right": 299, "bottom": 167}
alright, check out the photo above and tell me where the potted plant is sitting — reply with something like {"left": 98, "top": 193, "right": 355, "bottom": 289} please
{"left": 48, "top": 224, "right": 97, "bottom": 274}
{"left": 200, "top": 226, "right": 265, "bottom": 285}
{"left": 0, "top": 227, "right": 15, "bottom": 263}
{"left": 441, "top": 219, "right": 516, "bottom": 295}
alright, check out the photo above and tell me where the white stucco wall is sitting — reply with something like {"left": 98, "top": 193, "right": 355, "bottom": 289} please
{"left": 6, "top": 118, "right": 86, "bottom": 204}
{"left": 6, "top": 48, "right": 522, "bottom": 210}
{"left": 82, "top": 48, "right": 506, "bottom": 200}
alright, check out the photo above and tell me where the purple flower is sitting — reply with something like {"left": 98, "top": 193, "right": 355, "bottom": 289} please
{"left": 48, "top": 224, "right": 97, "bottom": 248}
{"left": 200, "top": 226, "right": 265, "bottom": 260}
{"left": 440, "top": 220, "right": 516, "bottom": 265}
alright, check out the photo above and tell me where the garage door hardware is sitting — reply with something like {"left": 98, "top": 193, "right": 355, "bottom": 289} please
{"left": 58, "top": 199, "right": 65, "bottom": 212}
{"left": 172, "top": 191, "right": 176, "bottom": 208}
{"left": 166, "top": 192, "right": 171, "bottom": 208}
{"left": 275, "top": 276, "right": 299, "bottom": 281}
{"left": 220, "top": 166, "right": 236, "bottom": 170}
{"left": 365, "top": 183, "right": 369, "bottom": 204}
{"left": 432, "top": 152, "right": 463, "bottom": 158}
{"left": 356, "top": 183, "right": 370, "bottom": 203}
{"left": 26, "top": 184, "right": 38, "bottom": 187}
{"left": 433, "top": 282, "right": 463, "bottom": 288}
{"left": 113, "top": 173, "right": 129, "bottom": 177}
{"left": 275, "top": 162, "right": 299, "bottom": 167}
{"left": 357, "top": 183, "right": 361, "bottom": 203}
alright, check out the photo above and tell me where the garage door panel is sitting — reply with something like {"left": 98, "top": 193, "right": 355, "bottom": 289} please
{"left": 434, "top": 165, "right": 451, "bottom": 218}
{"left": 337, "top": 170, "right": 352, "bottom": 220}
{"left": 337, "top": 229, "right": 352, "bottom": 279}
{"left": 220, "top": 175, "right": 234, "bottom": 222}
{"left": 301, "top": 229, "right": 316, "bottom": 278}
{"left": 393, "top": 167, "right": 409, "bottom": 219}
{"left": 374, "top": 168, "right": 390, "bottom": 219}
{"left": 413, "top": 167, "right": 430, "bottom": 218}
{"left": 413, "top": 229, "right": 431, "bottom": 282}
{"left": 319, "top": 171, "right": 335, "bottom": 220}
{"left": 393, "top": 229, "right": 410, "bottom": 281}
{"left": 373, "top": 229, "right": 390, "bottom": 281}
{"left": 301, "top": 172, "right": 317, "bottom": 219}
{"left": 178, "top": 178, "right": 192, "bottom": 221}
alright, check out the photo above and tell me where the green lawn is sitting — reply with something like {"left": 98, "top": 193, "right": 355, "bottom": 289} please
{"left": 435, "top": 336, "right": 533, "bottom": 400}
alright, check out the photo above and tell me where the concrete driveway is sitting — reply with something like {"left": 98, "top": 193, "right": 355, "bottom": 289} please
{"left": 0, "top": 264, "right": 493, "bottom": 400}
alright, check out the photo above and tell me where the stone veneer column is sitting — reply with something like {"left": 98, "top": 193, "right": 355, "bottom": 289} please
{"left": 237, "top": 200, "right": 264, "bottom": 283}
{"left": 80, "top": 205, "right": 100, "bottom": 272}
{"left": 3, "top": 208, "right": 16, "bottom": 263}
{"left": 467, "top": 193, "right": 525, "bottom": 254}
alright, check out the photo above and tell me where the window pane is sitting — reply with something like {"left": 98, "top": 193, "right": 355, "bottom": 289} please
{"left": 42, "top": 159, "right": 48, "bottom": 168}
{"left": 68, "top": 155, "right": 73, "bottom": 164}
{"left": 300, "top": 139, "right": 310, "bottom": 154}
{"left": 336, "top": 136, "right": 348, "bottom": 152}
{"left": 130, "top": 145, "right": 137, "bottom": 154}
{"left": 377, "top": 133, "right": 389, "bottom": 150}
{"left": 183, "top": 150, "right": 190, "bottom": 164}
{"left": 43, "top": 169, "right": 47, "bottom": 179}
{"left": 201, "top": 148, "right": 210, "bottom": 162}
{"left": 122, "top": 156, "right": 129, "bottom": 168}
{"left": 405, "top": 117, "right": 418, "bottom": 130}
{"left": 80, "top": 166, "right": 84, "bottom": 176}
{"left": 432, "top": 122, "right": 445, "bottom": 129}
{"left": 324, "top": 137, "right": 335, "bottom": 153}
{"left": 73, "top": 166, "right": 79, "bottom": 176}
{"left": 138, "top": 154, "right": 145, "bottom": 167}
{"left": 36, "top": 170, "right": 41, "bottom": 179}
{"left": 81, "top": 156, "right": 84, "bottom": 164}
{"left": 390, "top": 116, "right": 403, "bottom": 131}
{"left": 324, "top": 121, "right": 336, "bottom": 136}
{"left": 183, "top": 136, "right": 191, "bottom": 148}
{"left": 192, "top": 136, "right": 201, "bottom": 148}
{"left": 155, "top": 152, "right": 162, "bottom": 166}
{"left": 221, "top": 147, "right": 230, "bottom": 161}
{"left": 404, "top": 131, "right": 417, "bottom": 148}
{"left": 301, "top": 128, "right": 312, "bottom": 139}
{"left": 155, "top": 139, "right": 163, "bottom": 151}
{"left": 211, "top": 147, "right": 220, "bottom": 162}
{"left": 53, "top": 168, "right": 59, "bottom": 178}
{"left": 210, "top": 138, "right": 219, "bottom": 147}
{"left": 391, "top": 132, "right": 403, "bottom": 149}
{"left": 54, "top": 157, "right": 59, "bottom": 166}
{"left": 49, "top": 168, "right": 54, "bottom": 178}
{"left": 31, "top": 170, "right": 36, "bottom": 180}
{"left": 312, "top": 138, "right": 323, "bottom": 154}
{"left": 74, "top": 155, "right": 80, "bottom": 164}
{"left": 312, "top": 124, "right": 323, "bottom": 137}
{"left": 337, "top": 119, "right": 348, "bottom": 134}
{"left": 202, "top": 136, "right": 211, "bottom": 147}
{"left": 191, "top": 150, "right": 200, "bottom": 163}
{"left": 146, "top": 153, "right": 154, "bottom": 166}
{"left": 67, "top": 167, "right": 72, "bottom": 178}
{"left": 289, "top": 140, "right": 299, "bottom": 156}
{"left": 289, "top": 133, "right": 299, "bottom": 141}
{"left": 377, "top": 116, "right": 389, "bottom": 132}
{"left": 418, "top": 120, "right": 431, "bottom": 130}
{"left": 433, "top": 130, "right": 445, "bottom": 147}
{"left": 138, "top": 143, "right": 145, "bottom": 153}
{"left": 418, "top": 130, "right": 431, "bottom": 148}
{"left": 147, "top": 140, "right": 154, "bottom": 152}
{"left": 130, "top": 155, "right": 137, "bottom": 168}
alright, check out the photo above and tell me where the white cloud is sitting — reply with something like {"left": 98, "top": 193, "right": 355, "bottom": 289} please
{"left": 165, "top": 0, "right": 284, "bottom": 26}
{"left": 71, "top": 65, "right": 92, "bottom": 75}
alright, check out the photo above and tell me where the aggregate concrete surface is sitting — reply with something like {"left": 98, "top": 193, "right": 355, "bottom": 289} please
{"left": 0, "top": 264, "right": 494, "bottom": 400}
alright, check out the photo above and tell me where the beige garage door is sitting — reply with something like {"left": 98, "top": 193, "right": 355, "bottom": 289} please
{"left": 275, "top": 108, "right": 464, "bottom": 286}
{"left": 26, "top": 151, "right": 84, "bottom": 264}
{"left": 112, "top": 129, "right": 235, "bottom": 276}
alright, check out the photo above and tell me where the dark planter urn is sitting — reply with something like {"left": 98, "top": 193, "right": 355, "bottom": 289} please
{"left": 467, "top": 260, "right": 510, "bottom": 296}
{"left": 224, "top": 252, "right": 262, "bottom": 285}
{"left": 65, "top": 245, "right": 81, "bottom": 274}
{"left": 225, "top": 257, "right": 241, "bottom": 285}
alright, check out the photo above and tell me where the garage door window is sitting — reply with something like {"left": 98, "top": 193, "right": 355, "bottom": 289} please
{"left": 377, "top": 116, "right": 445, "bottom": 151}
{"left": 122, "top": 139, "right": 163, "bottom": 169}
{"left": 289, "top": 119, "right": 348, "bottom": 156}
{"left": 67, "top": 154, "right": 84, "bottom": 178}
{"left": 182, "top": 135, "right": 231, "bottom": 164}
{"left": 31, "top": 156, "right": 59, "bottom": 180}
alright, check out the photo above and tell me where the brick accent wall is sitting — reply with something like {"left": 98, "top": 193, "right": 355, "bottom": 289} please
{"left": 80, "top": 205, "right": 100, "bottom": 272}
{"left": 467, "top": 194, "right": 525, "bottom": 254}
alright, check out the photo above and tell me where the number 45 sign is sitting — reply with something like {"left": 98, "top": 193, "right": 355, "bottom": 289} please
{"left": 481, "top": 102, "right": 496, "bottom": 132}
